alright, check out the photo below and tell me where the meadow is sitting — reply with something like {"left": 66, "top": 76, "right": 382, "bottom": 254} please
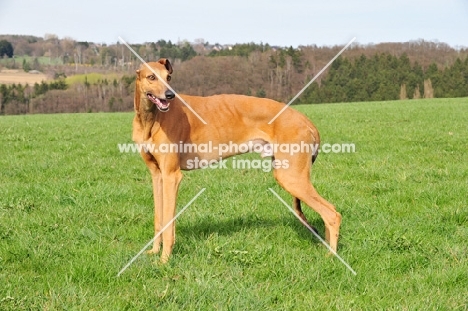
{"left": 65, "top": 73, "right": 123, "bottom": 85}
{"left": 0, "top": 69, "right": 48, "bottom": 85}
{"left": 0, "top": 98, "right": 467, "bottom": 310}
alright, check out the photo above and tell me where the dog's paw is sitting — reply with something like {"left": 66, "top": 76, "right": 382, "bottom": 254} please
{"left": 160, "top": 256, "right": 169, "bottom": 264}
{"left": 146, "top": 248, "right": 160, "bottom": 255}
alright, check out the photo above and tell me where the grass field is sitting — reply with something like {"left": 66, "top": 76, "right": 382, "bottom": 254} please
{"left": 0, "top": 69, "right": 48, "bottom": 85}
{"left": 65, "top": 73, "right": 123, "bottom": 85}
{"left": 0, "top": 98, "right": 467, "bottom": 309}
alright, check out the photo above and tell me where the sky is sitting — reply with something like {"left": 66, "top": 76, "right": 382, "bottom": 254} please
{"left": 0, "top": 0, "right": 467, "bottom": 48}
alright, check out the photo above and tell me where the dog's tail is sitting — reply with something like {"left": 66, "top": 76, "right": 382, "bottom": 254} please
{"left": 312, "top": 148, "right": 319, "bottom": 164}
{"left": 308, "top": 125, "right": 320, "bottom": 164}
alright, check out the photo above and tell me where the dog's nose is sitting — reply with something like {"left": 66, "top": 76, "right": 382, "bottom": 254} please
{"left": 165, "top": 90, "right": 175, "bottom": 100}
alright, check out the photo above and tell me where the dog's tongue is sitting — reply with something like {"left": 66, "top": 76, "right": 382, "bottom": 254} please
{"left": 147, "top": 94, "right": 170, "bottom": 111}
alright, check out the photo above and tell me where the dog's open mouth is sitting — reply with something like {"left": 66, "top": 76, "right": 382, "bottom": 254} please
{"left": 147, "top": 93, "right": 170, "bottom": 112}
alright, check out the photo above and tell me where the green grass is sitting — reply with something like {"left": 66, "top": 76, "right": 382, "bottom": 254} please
{"left": 1, "top": 98, "right": 467, "bottom": 309}
{"left": 65, "top": 73, "right": 122, "bottom": 85}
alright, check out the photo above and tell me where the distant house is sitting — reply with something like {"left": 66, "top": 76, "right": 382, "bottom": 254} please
{"left": 211, "top": 44, "right": 224, "bottom": 52}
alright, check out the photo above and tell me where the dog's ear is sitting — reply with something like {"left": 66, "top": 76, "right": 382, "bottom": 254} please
{"left": 135, "top": 69, "right": 141, "bottom": 81}
{"left": 158, "top": 58, "right": 173, "bottom": 74}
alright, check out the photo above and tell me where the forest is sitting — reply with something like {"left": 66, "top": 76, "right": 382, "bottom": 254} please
{"left": 0, "top": 34, "right": 467, "bottom": 115}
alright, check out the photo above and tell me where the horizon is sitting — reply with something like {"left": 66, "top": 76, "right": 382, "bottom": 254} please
{"left": 1, "top": 33, "right": 465, "bottom": 50}
{"left": 1, "top": 1, "right": 468, "bottom": 49}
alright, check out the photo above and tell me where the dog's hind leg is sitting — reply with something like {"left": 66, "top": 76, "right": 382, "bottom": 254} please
{"left": 293, "top": 197, "right": 319, "bottom": 234}
{"left": 274, "top": 163, "right": 341, "bottom": 252}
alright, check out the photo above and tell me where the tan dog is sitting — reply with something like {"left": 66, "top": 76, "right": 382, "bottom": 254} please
{"left": 132, "top": 58, "right": 342, "bottom": 263}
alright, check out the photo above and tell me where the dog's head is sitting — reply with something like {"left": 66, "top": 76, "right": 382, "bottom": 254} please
{"left": 135, "top": 58, "right": 174, "bottom": 112}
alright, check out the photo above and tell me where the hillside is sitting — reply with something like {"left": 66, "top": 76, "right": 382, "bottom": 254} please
{"left": 0, "top": 34, "right": 467, "bottom": 115}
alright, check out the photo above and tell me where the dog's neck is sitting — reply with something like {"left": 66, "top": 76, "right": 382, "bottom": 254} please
{"left": 134, "top": 95, "right": 161, "bottom": 142}
{"left": 139, "top": 94, "right": 155, "bottom": 112}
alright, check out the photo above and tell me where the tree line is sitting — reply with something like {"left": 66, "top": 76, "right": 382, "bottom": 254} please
{"left": 0, "top": 76, "right": 134, "bottom": 115}
{"left": 296, "top": 53, "right": 468, "bottom": 104}
{"left": 0, "top": 35, "right": 198, "bottom": 73}
{"left": 171, "top": 49, "right": 467, "bottom": 105}
{"left": 2, "top": 51, "right": 466, "bottom": 115}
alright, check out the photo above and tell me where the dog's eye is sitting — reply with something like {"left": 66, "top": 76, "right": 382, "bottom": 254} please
{"left": 148, "top": 75, "right": 156, "bottom": 81}
{"left": 167, "top": 75, "right": 171, "bottom": 82}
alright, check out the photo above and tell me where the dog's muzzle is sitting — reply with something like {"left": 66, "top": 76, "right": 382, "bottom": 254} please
{"left": 147, "top": 90, "right": 175, "bottom": 112}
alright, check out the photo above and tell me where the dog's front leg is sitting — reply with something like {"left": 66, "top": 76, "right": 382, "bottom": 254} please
{"left": 160, "top": 169, "right": 183, "bottom": 263}
{"left": 147, "top": 166, "right": 163, "bottom": 255}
